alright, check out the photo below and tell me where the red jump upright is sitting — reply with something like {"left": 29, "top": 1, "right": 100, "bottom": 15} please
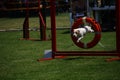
{"left": 23, "top": 0, "right": 29, "bottom": 40}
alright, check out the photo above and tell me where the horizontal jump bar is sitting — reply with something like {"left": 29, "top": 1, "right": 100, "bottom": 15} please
{"left": 54, "top": 51, "right": 119, "bottom": 56}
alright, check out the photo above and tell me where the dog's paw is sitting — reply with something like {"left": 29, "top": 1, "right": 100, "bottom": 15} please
{"left": 92, "top": 30, "right": 94, "bottom": 33}
{"left": 77, "top": 40, "right": 80, "bottom": 43}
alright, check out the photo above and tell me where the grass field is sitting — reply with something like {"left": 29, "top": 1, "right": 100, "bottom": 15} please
{"left": 0, "top": 13, "right": 70, "bottom": 30}
{"left": 0, "top": 13, "right": 120, "bottom": 80}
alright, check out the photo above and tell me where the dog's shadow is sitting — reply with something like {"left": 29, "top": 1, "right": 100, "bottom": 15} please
{"left": 63, "top": 56, "right": 97, "bottom": 61}
{"left": 62, "top": 30, "right": 70, "bottom": 34}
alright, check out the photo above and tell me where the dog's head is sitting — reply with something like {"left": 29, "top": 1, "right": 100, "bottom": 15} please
{"left": 84, "top": 26, "right": 94, "bottom": 33}
{"left": 73, "top": 29, "right": 80, "bottom": 37}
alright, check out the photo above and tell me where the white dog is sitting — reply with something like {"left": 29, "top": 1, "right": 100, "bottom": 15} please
{"left": 73, "top": 25, "right": 94, "bottom": 42}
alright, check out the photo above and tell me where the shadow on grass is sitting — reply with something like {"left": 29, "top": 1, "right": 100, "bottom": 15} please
{"left": 62, "top": 56, "right": 98, "bottom": 61}
{"left": 62, "top": 30, "right": 70, "bottom": 34}
{"left": 62, "top": 56, "right": 120, "bottom": 62}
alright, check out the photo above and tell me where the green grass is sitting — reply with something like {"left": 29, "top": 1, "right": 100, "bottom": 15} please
{"left": 0, "top": 13, "right": 70, "bottom": 30}
{"left": 56, "top": 30, "right": 116, "bottom": 51}
{"left": 0, "top": 13, "right": 120, "bottom": 80}
{"left": 0, "top": 31, "right": 119, "bottom": 80}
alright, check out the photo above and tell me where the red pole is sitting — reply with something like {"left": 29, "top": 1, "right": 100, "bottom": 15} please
{"left": 23, "top": 0, "right": 29, "bottom": 39}
{"left": 38, "top": 0, "right": 47, "bottom": 41}
{"left": 50, "top": 0, "right": 56, "bottom": 58}
{"left": 106, "top": 0, "right": 120, "bottom": 61}
{"left": 116, "top": 0, "right": 120, "bottom": 54}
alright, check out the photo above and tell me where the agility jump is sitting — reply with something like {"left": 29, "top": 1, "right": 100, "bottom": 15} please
{"left": 39, "top": 0, "right": 120, "bottom": 61}
{"left": 22, "top": 0, "right": 47, "bottom": 41}
{"left": 71, "top": 17, "right": 101, "bottom": 49}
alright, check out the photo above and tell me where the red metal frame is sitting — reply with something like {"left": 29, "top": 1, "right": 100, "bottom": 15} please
{"left": 22, "top": 0, "right": 47, "bottom": 41}
{"left": 116, "top": 0, "right": 120, "bottom": 53}
{"left": 50, "top": 0, "right": 120, "bottom": 60}
{"left": 38, "top": 0, "right": 47, "bottom": 41}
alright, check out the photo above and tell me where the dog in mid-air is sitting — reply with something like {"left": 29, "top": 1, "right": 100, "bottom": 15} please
{"left": 73, "top": 25, "right": 94, "bottom": 42}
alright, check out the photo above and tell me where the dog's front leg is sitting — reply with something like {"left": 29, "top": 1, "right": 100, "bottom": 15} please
{"left": 77, "top": 38, "right": 81, "bottom": 42}
{"left": 77, "top": 36, "right": 84, "bottom": 42}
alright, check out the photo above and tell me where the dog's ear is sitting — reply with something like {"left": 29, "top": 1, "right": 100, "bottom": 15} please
{"left": 73, "top": 29, "right": 76, "bottom": 32}
{"left": 76, "top": 30, "right": 80, "bottom": 34}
